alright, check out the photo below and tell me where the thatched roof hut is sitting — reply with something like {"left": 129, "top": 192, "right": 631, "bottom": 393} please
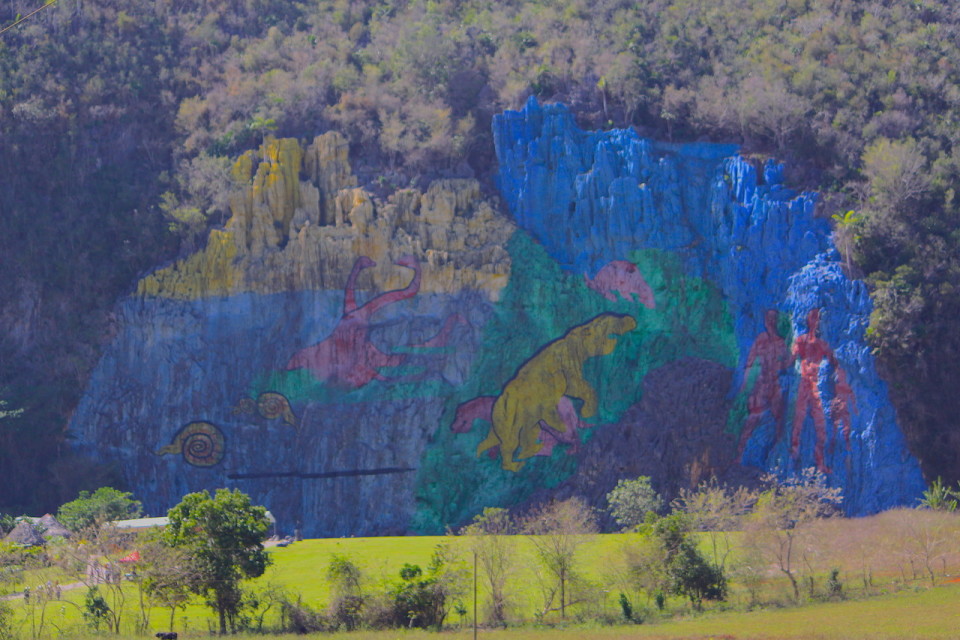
{"left": 5, "top": 521, "right": 44, "bottom": 546}
{"left": 37, "top": 514, "right": 71, "bottom": 539}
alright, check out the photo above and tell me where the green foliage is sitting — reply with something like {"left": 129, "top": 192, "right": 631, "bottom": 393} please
{"left": 919, "top": 477, "right": 960, "bottom": 512}
{"left": 326, "top": 553, "right": 364, "bottom": 631}
{"left": 57, "top": 487, "right": 142, "bottom": 532}
{"left": 0, "top": 601, "right": 12, "bottom": 640}
{"left": 523, "top": 497, "right": 597, "bottom": 619}
{"left": 753, "top": 468, "right": 843, "bottom": 530}
{"left": 140, "top": 536, "right": 196, "bottom": 631}
{"left": 390, "top": 545, "right": 463, "bottom": 630}
{"left": 82, "top": 586, "right": 111, "bottom": 631}
{"left": 826, "top": 568, "right": 844, "bottom": 600}
{"left": 617, "top": 591, "right": 633, "bottom": 621}
{"left": 745, "top": 468, "right": 843, "bottom": 602}
{"left": 606, "top": 476, "right": 663, "bottom": 531}
{"left": 162, "top": 488, "right": 272, "bottom": 634}
{"left": 649, "top": 513, "right": 726, "bottom": 610}
{"left": 460, "top": 507, "right": 515, "bottom": 626}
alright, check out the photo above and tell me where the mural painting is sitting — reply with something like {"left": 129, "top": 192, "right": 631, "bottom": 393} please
{"left": 156, "top": 422, "right": 226, "bottom": 468}
{"left": 70, "top": 104, "right": 927, "bottom": 536}
{"left": 789, "top": 308, "right": 856, "bottom": 473}
{"left": 233, "top": 392, "right": 299, "bottom": 427}
{"left": 286, "top": 255, "right": 465, "bottom": 389}
{"left": 451, "top": 395, "right": 589, "bottom": 460}
{"left": 584, "top": 260, "right": 656, "bottom": 308}
{"left": 737, "top": 309, "right": 792, "bottom": 456}
{"left": 456, "top": 313, "right": 637, "bottom": 471}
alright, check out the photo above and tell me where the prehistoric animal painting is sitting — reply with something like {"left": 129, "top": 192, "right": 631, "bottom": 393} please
{"left": 455, "top": 313, "right": 637, "bottom": 471}
{"left": 790, "top": 308, "right": 856, "bottom": 473}
{"left": 738, "top": 309, "right": 792, "bottom": 456}
{"left": 156, "top": 422, "right": 226, "bottom": 467}
{"left": 584, "top": 260, "right": 655, "bottom": 308}
{"left": 286, "top": 255, "right": 463, "bottom": 389}
{"left": 233, "top": 392, "right": 298, "bottom": 427}
{"left": 451, "top": 395, "right": 589, "bottom": 459}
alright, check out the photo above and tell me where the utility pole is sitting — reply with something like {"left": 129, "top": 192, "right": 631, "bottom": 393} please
{"left": 473, "top": 551, "right": 478, "bottom": 640}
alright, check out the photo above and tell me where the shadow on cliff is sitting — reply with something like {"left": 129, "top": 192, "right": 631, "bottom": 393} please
{"left": 521, "top": 357, "right": 762, "bottom": 531}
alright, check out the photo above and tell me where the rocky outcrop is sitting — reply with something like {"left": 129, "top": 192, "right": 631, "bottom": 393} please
{"left": 70, "top": 101, "right": 924, "bottom": 537}
{"left": 73, "top": 133, "right": 513, "bottom": 536}
{"left": 138, "top": 133, "right": 512, "bottom": 300}
{"left": 490, "top": 97, "right": 924, "bottom": 515}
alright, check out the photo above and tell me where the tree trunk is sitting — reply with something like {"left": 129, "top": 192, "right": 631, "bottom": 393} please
{"left": 560, "top": 565, "right": 565, "bottom": 619}
{"left": 218, "top": 601, "right": 227, "bottom": 635}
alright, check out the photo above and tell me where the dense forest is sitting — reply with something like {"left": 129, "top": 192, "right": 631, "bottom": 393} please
{"left": 2, "top": 0, "right": 960, "bottom": 513}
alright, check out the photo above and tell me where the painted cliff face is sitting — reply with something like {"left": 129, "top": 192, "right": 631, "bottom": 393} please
{"left": 69, "top": 104, "right": 924, "bottom": 537}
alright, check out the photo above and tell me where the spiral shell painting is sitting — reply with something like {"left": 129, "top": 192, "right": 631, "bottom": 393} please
{"left": 256, "top": 392, "right": 298, "bottom": 426}
{"left": 232, "top": 397, "right": 257, "bottom": 415}
{"left": 156, "top": 422, "right": 226, "bottom": 467}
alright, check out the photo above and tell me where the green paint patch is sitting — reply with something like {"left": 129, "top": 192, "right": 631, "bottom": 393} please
{"left": 413, "top": 232, "right": 740, "bottom": 532}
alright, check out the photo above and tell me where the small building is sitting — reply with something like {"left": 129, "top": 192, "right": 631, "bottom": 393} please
{"left": 110, "top": 516, "right": 169, "bottom": 532}
{"left": 5, "top": 521, "right": 44, "bottom": 547}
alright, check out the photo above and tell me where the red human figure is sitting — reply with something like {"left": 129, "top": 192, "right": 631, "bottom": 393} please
{"left": 738, "top": 309, "right": 793, "bottom": 456}
{"left": 286, "top": 255, "right": 424, "bottom": 388}
{"left": 830, "top": 372, "right": 857, "bottom": 452}
{"left": 790, "top": 308, "right": 856, "bottom": 474}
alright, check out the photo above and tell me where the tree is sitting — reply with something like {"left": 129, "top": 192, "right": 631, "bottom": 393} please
{"left": 390, "top": 544, "right": 465, "bottom": 630}
{"left": 862, "top": 137, "right": 930, "bottom": 213}
{"left": 650, "top": 513, "right": 726, "bottom": 611}
{"left": 459, "top": 507, "right": 516, "bottom": 626}
{"left": 523, "top": 498, "right": 597, "bottom": 619}
{"left": 140, "top": 537, "right": 198, "bottom": 633}
{"left": 326, "top": 553, "right": 364, "bottom": 631}
{"left": 672, "top": 479, "right": 755, "bottom": 570}
{"left": 57, "top": 487, "right": 142, "bottom": 533}
{"left": 606, "top": 476, "right": 663, "bottom": 531}
{"left": 744, "top": 469, "right": 842, "bottom": 601}
{"left": 162, "top": 488, "right": 271, "bottom": 635}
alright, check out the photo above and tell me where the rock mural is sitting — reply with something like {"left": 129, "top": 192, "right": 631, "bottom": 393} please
{"left": 69, "top": 100, "right": 925, "bottom": 537}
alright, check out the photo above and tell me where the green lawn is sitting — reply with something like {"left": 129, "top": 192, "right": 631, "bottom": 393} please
{"left": 5, "top": 530, "right": 959, "bottom": 638}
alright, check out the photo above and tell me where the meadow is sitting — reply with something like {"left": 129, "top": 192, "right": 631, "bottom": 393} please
{"left": 4, "top": 508, "right": 960, "bottom": 639}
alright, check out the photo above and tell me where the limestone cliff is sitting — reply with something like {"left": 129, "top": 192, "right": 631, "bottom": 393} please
{"left": 138, "top": 133, "right": 511, "bottom": 300}
{"left": 70, "top": 104, "right": 924, "bottom": 537}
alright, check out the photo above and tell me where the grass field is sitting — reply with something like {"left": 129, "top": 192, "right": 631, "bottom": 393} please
{"left": 13, "top": 582, "right": 960, "bottom": 639}
{"left": 4, "top": 512, "right": 960, "bottom": 638}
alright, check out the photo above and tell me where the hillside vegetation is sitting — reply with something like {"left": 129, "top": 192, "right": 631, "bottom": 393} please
{"left": 2, "top": 0, "right": 960, "bottom": 511}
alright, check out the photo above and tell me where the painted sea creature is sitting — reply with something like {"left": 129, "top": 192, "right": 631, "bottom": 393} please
{"left": 286, "top": 255, "right": 464, "bottom": 389}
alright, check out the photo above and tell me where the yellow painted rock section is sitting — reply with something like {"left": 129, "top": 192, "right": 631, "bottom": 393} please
{"left": 138, "top": 132, "right": 513, "bottom": 300}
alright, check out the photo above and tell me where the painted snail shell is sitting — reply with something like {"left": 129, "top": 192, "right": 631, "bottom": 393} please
{"left": 232, "top": 397, "right": 256, "bottom": 415}
{"left": 257, "top": 392, "right": 297, "bottom": 426}
{"left": 156, "top": 422, "right": 226, "bottom": 467}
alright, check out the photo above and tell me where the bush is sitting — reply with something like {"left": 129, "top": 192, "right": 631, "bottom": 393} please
{"left": 280, "top": 596, "right": 329, "bottom": 634}
{"left": 607, "top": 477, "right": 663, "bottom": 531}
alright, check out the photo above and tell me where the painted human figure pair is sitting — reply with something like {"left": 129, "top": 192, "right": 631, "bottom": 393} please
{"left": 739, "top": 308, "right": 856, "bottom": 473}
